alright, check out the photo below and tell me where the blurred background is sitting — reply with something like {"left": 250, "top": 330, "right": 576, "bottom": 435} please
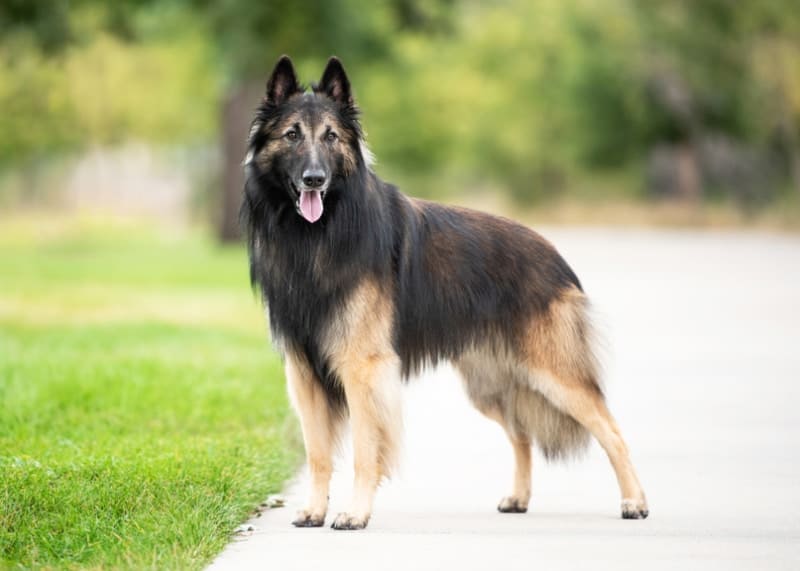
{"left": 2, "top": 3, "right": 800, "bottom": 567}
{"left": 2, "top": 0, "right": 800, "bottom": 233}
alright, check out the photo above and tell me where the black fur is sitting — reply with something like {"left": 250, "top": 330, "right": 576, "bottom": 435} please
{"left": 242, "top": 57, "right": 582, "bottom": 406}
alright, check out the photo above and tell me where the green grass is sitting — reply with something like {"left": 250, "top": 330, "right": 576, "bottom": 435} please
{"left": 0, "top": 217, "right": 299, "bottom": 570}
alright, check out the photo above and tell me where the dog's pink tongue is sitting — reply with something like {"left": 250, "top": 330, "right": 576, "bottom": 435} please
{"left": 299, "top": 190, "right": 323, "bottom": 223}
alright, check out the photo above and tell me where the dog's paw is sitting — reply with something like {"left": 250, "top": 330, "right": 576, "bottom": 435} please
{"left": 330, "top": 512, "right": 369, "bottom": 530}
{"left": 497, "top": 496, "right": 528, "bottom": 513}
{"left": 291, "top": 510, "right": 326, "bottom": 528}
{"left": 621, "top": 498, "right": 649, "bottom": 520}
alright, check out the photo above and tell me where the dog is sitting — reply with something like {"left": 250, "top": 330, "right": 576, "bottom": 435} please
{"left": 241, "top": 55, "right": 648, "bottom": 530}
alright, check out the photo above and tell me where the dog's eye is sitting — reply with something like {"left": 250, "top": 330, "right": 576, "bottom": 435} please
{"left": 325, "top": 131, "right": 338, "bottom": 143}
{"left": 285, "top": 130, "right": 298, "bottom": 141}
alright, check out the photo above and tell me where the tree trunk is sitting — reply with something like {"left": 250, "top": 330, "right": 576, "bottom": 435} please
{"left": 790, "top": 150, "right": 800, "bottom": 197}
{"left": 219, "top": 81, "right": 262, "bottom": 243}
{"left": 780, "top": 111, "right": 800, "bottom": 197}
{"left": 675, "top": 143, "right": 701, "bottom": 202}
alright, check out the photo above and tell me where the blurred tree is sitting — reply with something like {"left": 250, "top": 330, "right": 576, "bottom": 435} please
{"left": 0, "top": 0, "right": 454, "bottom": 236}
{"left": 636, "top": 0, "right": 800, "bottom": 199}
{"left": 2, "top": 0, "right": 797, "bottom": 217}
{"left": 743, "top": 1, "right": 800, "bottom": 196}
{"left": 194, "top": 0, "right": 387, "bottom": 241}
{"left": 195, "top": 0, "right": 454, "bottom": 240}
{"left": 0, "top": 1, "right": 216, "bottom": 166}
{"left": 0, "top": 0, "right": 72, "bottom": 53}
{"left": 0, "top": 0, "right": 155, "bottom": 50}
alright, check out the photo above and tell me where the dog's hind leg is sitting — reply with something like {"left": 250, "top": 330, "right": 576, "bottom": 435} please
{"left": 496, "top": 429, "right": 532, "bottom": 513}
{"left": 471, "top": 402, "right": 533, "bottom": 513}
{"left": 537, "top": 373, "right": 648, "bottom": 519}
{"left": 285, "top": 350, "right": 344, "bottom": 527}
{"left": 526, "top": 287, "right": 648, "bottom": 518}
{"left": 462, "top": 399, "right": 534, "bottom": 513}
{"left": 469, "top": 404, "right": 533, "bottom": 513}
{"left": 454, "top": 355, "right": 532, "bottom": 513}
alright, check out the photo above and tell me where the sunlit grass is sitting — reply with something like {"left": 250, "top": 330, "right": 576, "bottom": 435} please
{"left": 0, "top": 217, "right": 298, "bottom": 569}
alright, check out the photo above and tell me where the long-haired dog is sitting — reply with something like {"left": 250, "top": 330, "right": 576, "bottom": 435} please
{"left": 242, "top": 56, "right": 648, "bottom": 530}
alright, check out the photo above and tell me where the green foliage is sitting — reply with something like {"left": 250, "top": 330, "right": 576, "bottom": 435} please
{"left": 0, "top": 221, "right": 298, "bottom": 569}
{"left": 64, "top": 32, "right": 218, "bottom": 145}
{"left": 2, "top": 0, "right": 800, "bottom": 203}
{"left": 195, "top": 0, "right": 395, "bottom": 80}
{"left": 0, "top": 45, "right": 81, "bottom": 162}
{"left": 635, "top": 0, "right": 800, "bottom": 141}
{"left": 0, "top": 0, "right": 73, "bottom": 53}
{"left": 358, "top": 0, "right": 652, "bottom": 198}
{"left": 0, "top": 3, "right": 218, "bottom": 165}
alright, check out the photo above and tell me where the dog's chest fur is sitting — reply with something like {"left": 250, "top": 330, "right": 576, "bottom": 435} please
{"left": 252, "top": 213, "right": 394, "bottom": 406}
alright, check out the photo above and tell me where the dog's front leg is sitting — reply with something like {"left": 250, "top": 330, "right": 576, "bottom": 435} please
{"left": 331, "top": 355, "right": 402, "bottom": 530}
{"left": 285, "top": 350, "right": 343, "bottom": 527}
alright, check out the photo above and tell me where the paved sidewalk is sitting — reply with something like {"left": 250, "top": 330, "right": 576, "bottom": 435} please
{"left": 209, "top": 229, "right": 800, "bottom": 571}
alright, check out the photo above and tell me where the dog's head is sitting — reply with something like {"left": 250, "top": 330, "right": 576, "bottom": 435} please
{"left": 245, "top": 56, "right": 370, "bottom": 224}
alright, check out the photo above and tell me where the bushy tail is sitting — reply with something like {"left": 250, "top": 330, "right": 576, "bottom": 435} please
{"left": 514, "top": 388, "right": 590, "bottom": 461}
{"left": 521, "top": 285, "right": 603, "bottom": 460}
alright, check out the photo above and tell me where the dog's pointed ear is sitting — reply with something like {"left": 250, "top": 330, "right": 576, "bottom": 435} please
{"left": 266, "top": 55, "right": 300, "bottom": 105}
{"left": 318, "top": 56, "right": 353, "bottom": 106}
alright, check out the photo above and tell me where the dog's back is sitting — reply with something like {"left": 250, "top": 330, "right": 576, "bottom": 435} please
{"left": 372, "top": 194, "right": 599, "bottom": 461}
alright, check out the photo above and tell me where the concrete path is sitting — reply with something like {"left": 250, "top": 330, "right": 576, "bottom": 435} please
{"left": 209, "top": 229, "right": 800, "bottom": 571}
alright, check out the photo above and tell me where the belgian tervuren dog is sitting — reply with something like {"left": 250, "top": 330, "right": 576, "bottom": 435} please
{"left": 242, "top": 55, "right": 648, "bottom": 530}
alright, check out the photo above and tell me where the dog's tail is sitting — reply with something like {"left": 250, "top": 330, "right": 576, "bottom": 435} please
{"left": 457, "top": 286, "right": 603, "bottom": 461}
{"left": 521, "top": 285, "right": 602, "bottom": 460}
{"left": 514, "top": 388, "right": 591, "bottom": 460}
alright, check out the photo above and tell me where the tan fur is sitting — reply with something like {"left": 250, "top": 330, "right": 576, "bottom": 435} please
{"left": 285, "top": 350, "right": 344, "bottom": 525}
{"left": 524, "top": 286, "right": 601, "bottom": 391}
{"left": 338, "top": 138, "right": 359, "bottom": 174}
{"left": 288, "top": 280, "right": 646, "bottom": 525}
{"left": 509, "top": 436, "right": 532, "bottom": 504}
{"left": 494, "top": 419, "right": 532, "bottom": 513}
{"left": 255, "top": 109, "right": 359, "bottom": 174}
{"left": 532, "top": 369, "right": 647, "bottom": 511}
{"left": 255, "top": 138, "right": 284, "bottom": 170}
{"left": 455, "top": 344, "right": 590, "bottom": 461}
{"left": 455, "top": 285, "right": 647, "bottom": 515}
{"left": 522, "top": 288, "right": 645, "bottom": 509}
{"left": 322, "top": 279, "right": 403, "bottom": 527}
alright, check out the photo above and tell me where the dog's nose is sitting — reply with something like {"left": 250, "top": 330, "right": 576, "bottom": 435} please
{"left": 302, "top": 169, "right": 327, "bottom": 188}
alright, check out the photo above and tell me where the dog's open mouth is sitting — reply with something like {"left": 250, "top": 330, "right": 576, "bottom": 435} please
{"left": 289, "top": 180, "right": 326, "bottom": 223}
{"left": 298, "top": 190, "right": 323, "bottom": 223}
